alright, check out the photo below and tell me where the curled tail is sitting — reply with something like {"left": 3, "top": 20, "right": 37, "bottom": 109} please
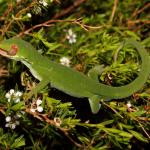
{"left": 94, "top": 38, "right": 150, "bottom": 99}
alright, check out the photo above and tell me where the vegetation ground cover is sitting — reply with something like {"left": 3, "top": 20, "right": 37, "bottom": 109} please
{"left": 0, "top": 0, "right": 149, "bottom": 149}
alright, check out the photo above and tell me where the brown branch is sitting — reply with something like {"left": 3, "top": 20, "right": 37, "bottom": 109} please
{"left": 101, "top": 100, "right": 124, "bottom": 118}
{"left": 0, "top": 107, "right": 6, "bottom": 114}
{"left": 128, "top": 19, "right": 150, "bottom": 24}
{"left": 54, "top": 0, "right": 61, "bottom": 4}
{"left": 131, "top": 2, "right": 150, "bottom": 18}
{"left": 1, "top": 1, "right": 36, "bottom": 37}
{"left": 15, "top": 0, "right": 88, "bottom": 37}
{"left": 0, "top": 2, "right": 13, "bottom": 21}
{"left": 127, "top": 19, "right": 150, "bottom": 31}
{"left": 16, "top": 18, "right": 101, "bottom": 37}
{"left": 15, "top": 1, "right": 36, "bottom": 18}
{"left": 2, "top": 0, "right": 100, "bottom": 38}
{"left": 138, "top": 122, "right": 150, "bottom": 140}
{"left": 53, "top": 0, "right": 87, "bottom": 19}
{"left": 0, "top": 106, "right": 83, "bottom": 148}
{"left": 25, "top": 108, "right": 83, "bottom": 148}
{"left": 109, "top": 0, "right": 119, "bottom": 23}
{"left": 131, "top": 116, "right": 150, "bottom": 140}
{"left": 17, "top": 17, "right": 104, "bottom": 37}
{"left": 16, "top": 19, "right": 72, "bottom": 37}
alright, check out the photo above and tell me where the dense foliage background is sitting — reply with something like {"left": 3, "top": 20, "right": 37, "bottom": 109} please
{"left": 0, "top": 0, "right": 150, "bottom": 149}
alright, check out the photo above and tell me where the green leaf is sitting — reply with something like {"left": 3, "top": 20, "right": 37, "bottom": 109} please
{"left": 11, "top": 102, "right": 25, "bottom": 111}
{"left": 56, "top": 102, "right": 72, "bottom": 108}
{"left": 103, "top": 128, "right": 133, "bottom": 138}
{"left": 125, "top": 31, "right": 140, "bottom": 40}
{"left": 45, "top": 42, "right": 62, "bottom": 53}
{"left": 11, "top": 135, "right": 25, "bottom": 149}
{"left": 119, "top": 132, "right": 133, "bottom": 138}
{"left": 130, "top": 111, "right": 146, "bottom": 117}
{"left": 100, "top": 120, "right": 114, "bottom": 126}
{"left": 92, "top": 145, "right": 110, "bottom": 150}
{"left": 0, "top": 0, "right": 4, "bottom": 3}
{"left": 129, "top": 130, "right": 148, "bottom": 143}
{"left": 118, "top": 123, "right": 133, "bottom": 130}
{"left": 104, "top": 128, "right": 122, "bottom": 134}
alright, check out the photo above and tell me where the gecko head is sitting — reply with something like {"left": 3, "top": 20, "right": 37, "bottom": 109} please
{"left": 0, "top": 38, "right": 23, "bottom": 60}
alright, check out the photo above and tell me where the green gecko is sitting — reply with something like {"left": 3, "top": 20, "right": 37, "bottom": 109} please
{"left": 0, "top": 38, "right": 149, "bottom": 113}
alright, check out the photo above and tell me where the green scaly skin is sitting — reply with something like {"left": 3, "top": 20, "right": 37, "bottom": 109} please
{"left": 0, "top": 38, "right": 149, "bottom": 113}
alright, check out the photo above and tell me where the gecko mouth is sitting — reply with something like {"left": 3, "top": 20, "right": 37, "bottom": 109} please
{"left": 0, "top": 48, "right": 9, "bottom": 57}
{"left": 0, "top": 45, "right": 18, "bottom": 57}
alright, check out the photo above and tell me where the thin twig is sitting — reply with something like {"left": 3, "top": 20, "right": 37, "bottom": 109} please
{"left": 53, "top": 0, "right": 87, "bottom": 19}
{"left": 1, "top": 1, "right": 36, "bottom": 37}
{"left": 101, "top": 100, "right": 124, "bottom": 118}
{"left": 131, "top": 2, "right": 150, "bottom": 18}
{"left": 138, "top": 122, "right": 150, "bottom": 140}
{"left": 16, "top": 1, "right": 36, "bottom": 18}
{"left": 25, "top": 108, "right": 83, "bottom": 148}
{"left": 132, "top": 117, "right": 150, "bottom": 140}
{"left": 127, "top": 2, "right": 150, "bottom": 31}
{"left": 128, "top": 111, "right": 150, "bottom": 140}
{"left": 128, "top": 19, "right": 150, "bottom": 24}
{"left": 109, "top": 0, "right": 119, "bottom": 23}
{"left": 16, "top": 19, "right": 73, "bottom": 37}
{"left": 2, "top": 0, "right": 99, "bottom": 38}
{"left": 16, "top": 0, "right": 89, "bottom": 37}
{"left": 0, "top": 2, "right": 13, "bottom": 21}
{"left": 0, "top": 107, "right": 6, "bottom": 114}
{"left": 127, "top": 19, "right": 150, "bottom": 31}
{"left": 17, "top": 18, "right": 103, "bottom": 37}
{"left": 73, "top": 18, "right": 104, "bottom": 31}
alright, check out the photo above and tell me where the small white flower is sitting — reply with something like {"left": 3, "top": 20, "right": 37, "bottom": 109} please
{"left": 11, "top": 123, "right": 16, "bottom": 129}
{"left": 5, "top": 113, "right": 22, "bottom": 129}
{"left": 5, "top": 122, "right": 17, "bottom": 129}
{"left": 66, "top": 29, "right": 77, "bottom": 44}
{"left": 5, "top": 123, "right": 9, "bottom": 128}
{"left": 30, "top": 98, "right": 44, "bottom": 113}
{"left": 14, "top": 98, "right": 20, "bottom": 103}
{"left": 5, "top": 89, "right": 14, "bottom": 99}
{"left": 36, "top": 99, "right": 42, "bottom": 106}
{"left": 10, "top": 89, "right": 15, "bottom": 95}
{"left": 5, "top": 116, "right": 11, "bottom": 122}
{"left": 27, "top": 13, "right": 32, "bottom": 18}
{"left": 54, "top": 117, "right": 62, "bottom": 127}
{"left": 7, "top": 98, "right": 11, "bottom": 102}
{"left": 5, "top": 93, "right": 11, "bottom": 99}
{"left": 37, "top": 106, "right": 43, "bottom": 112}
{"left": 60, "top": 57, "right": 70, "bottom": 67}
{"left": 5, "top": 89, "right": 22, "bottom": 103}
{"left": 15, "top": 91, "right": 22, "bottom": 97}
{"left": 127, "top": 101, "right": 132, "bottom": 108}
{"left": 39, "top": 0, "right": 48, "bottom": 6}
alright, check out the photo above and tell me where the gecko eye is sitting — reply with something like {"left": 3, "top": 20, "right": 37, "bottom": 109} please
{"left": 8, "top": 44, "right": 18, "bottom": 56}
